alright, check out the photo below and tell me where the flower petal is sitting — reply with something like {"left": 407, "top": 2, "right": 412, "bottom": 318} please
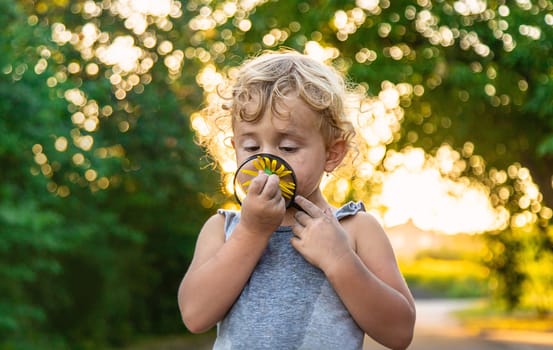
{"left": 240, "top": 169, "right": 259, "bottom": 177}
{"left": 280, "top": 181, "right": 296, "bottom": 190}
{"left": 240, "top": 180, "right": 252, "bottom": 189}
{"left": 253, "top": 158, "right": 264, "bottom": 171}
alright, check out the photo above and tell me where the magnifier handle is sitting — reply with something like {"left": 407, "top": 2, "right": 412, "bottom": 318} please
{"left": 290, "top": 201, "right": 305, "bottom": 212}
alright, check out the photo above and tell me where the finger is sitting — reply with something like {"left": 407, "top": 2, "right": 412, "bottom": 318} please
{"left": 262, "top": 174, "right": 281, "bottom": 198}
{"left": 291, "top": 223, "right": 303, "bottom": 239}
{"left": 294, "top": 195, "right": 325, "bottom": 218}
{"left": 290, "top": 236, "right": 300, "bottom": 250}
{"left": 274, "top": 194, "right": 286, "bottom": 209}
{"left": 247, "top": 173, "right": 268, "bottom": 195}
{"left": 294, "top": 210, "right": 310, "bottom": 226}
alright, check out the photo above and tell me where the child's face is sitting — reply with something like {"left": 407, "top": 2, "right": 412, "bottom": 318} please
{"left": 232, "top": 95, "right": 330, "bottom": 199}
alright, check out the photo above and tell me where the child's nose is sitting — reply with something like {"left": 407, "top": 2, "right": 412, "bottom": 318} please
{"left": 259, "top": 145, "right": 278, "bottom": 155}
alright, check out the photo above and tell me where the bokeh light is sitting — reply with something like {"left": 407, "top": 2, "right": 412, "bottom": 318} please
{"left": 34, "top": 0, "right": 551, "bottom": 235}
{"left": 189, "top": 44, "right": 531, "bottom": 234}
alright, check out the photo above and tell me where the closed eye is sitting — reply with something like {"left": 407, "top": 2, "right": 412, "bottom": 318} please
{"left": 244, "top": 146, "right": 260, "bottom": 152}
{"left": 279, "top": 146, "right": 298, "bottom": 153}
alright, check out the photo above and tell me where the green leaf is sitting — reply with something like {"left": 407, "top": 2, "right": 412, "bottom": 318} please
{"left": 537, "top": 134, "right": 553, "bottom": 157}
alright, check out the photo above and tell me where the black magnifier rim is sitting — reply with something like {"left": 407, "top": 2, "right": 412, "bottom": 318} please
{"left": 233, "top": 153, "right": 298, "bottom": 208}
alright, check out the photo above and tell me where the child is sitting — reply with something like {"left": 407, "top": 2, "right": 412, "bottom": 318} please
{"left": 178, "top": 49, "right": 416, "bottom": 349}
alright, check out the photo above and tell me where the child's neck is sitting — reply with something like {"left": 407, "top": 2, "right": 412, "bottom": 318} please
{"left": 282, "top": 208, "right": 300, "bottom": 226}
{"left": 281, "top": 192, "right": 333, "bottom": 226}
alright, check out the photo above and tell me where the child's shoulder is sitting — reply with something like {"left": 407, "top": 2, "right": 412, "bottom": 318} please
{"left": 338, "top": 202, "right": 385, "bottom": 238}
{"left": 334, "top": 201, "right": 365, "bottom": 220}
{"left": 200, "top": 211, "right": 228, "bottom": 231}
{"left": 211, "top": 208, "right": 241, "bottom": 239}
{"left": 335, "top": 201, "right": 380, "bottom": 227}
{"left": 216, "top": 207, "right": 240, "bottom": 218}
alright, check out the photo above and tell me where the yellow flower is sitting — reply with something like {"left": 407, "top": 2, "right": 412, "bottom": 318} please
{"left": 239, "top": 155, "right": 296, "bottom": 199}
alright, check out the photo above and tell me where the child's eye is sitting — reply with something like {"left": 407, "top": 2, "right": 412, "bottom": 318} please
{"left": 279, "top": 146, "right": 298, "bottom": 153}
{"left": 244, "top": 146, "right": 260, "bottom": 152}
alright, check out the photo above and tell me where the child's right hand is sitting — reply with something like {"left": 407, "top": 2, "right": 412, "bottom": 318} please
{"left": 239, "top": 173, "right": 286, "bottom": 236}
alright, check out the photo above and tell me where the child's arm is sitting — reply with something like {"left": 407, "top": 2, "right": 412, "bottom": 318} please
{"left": 177, "top": 214, "right": 270, "bottom": 333}
{"left": 291, "top": 196, "right": 416, "bottom": 350}
{"left": 178, "top": 173, "right": 285, "bottom": 333}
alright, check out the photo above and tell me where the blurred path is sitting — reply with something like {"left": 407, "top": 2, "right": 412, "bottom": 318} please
{"left": 364, "top": 299, "right": 553, "bottom": 350}
{"left": 127, "top": 299, "right": 553, "bottom": 349}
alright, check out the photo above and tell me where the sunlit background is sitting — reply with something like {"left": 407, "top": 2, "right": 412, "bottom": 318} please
{"left": 3, "top": 0, "right": 553, "bottom": 348}
{"left": 32, "top": 0, "right": 551, "bottom": 235}
{"left": 23, "top": 0, "right": 553, "bottom": 305}
{"left": 191, "top": 39, "right": 549, "bottom": 235}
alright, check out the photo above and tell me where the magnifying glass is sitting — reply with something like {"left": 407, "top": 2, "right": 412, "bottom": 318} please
{"left": 233, "top": 153, "right": 298, "bottom": 208}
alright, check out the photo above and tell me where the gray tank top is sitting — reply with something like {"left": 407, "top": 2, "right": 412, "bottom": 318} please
{"left": 213, "top": 201, "right": 366, "bottom": 350}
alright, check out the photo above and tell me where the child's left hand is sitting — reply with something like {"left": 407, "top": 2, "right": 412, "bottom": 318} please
{"left": 290, "top": 196, "right": 354, "bottom": 272}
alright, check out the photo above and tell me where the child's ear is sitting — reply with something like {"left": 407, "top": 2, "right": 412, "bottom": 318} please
{"left": 324, "top": 139, "right": 347, "bottom": 172}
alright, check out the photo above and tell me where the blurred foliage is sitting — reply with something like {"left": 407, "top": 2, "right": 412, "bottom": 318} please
{"left": 456, "top": 301, "right": 553, "bottom": 333}
{"left": 1, "top": 0, "right": 553, "bottom": 348}
{"left": 401, "top": 257, "right": 489, "bottom": 298}
{"left": 400, "top": 233, "right": 489, "bottom": 298}
{"left": 485, "top": 225, "right": 553, "bottom": 313}
{"left": 1, "top": 0, "right": 215, "bottom": 348}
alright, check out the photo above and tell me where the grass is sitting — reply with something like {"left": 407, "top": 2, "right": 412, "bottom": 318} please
{"left": 118, "top": 330, "right": 216, "bottom": 350}
{"left": 454, "top": 300, "right": 553, "bottom": 335}
{"left": 400, "top": 257, "right": 489, "bottom": 298}
{"left": 401, "top": 254, "right": 553, "bottom": 340}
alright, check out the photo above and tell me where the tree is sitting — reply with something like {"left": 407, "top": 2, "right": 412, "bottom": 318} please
{"left": 3, "top": 0, "right": 553, "bottom": 348}
{"left": 1, "top": 0, "right": 215, "bottom": 348}
{"left": 173, "top": 0, "right": 553, "bottom": 311}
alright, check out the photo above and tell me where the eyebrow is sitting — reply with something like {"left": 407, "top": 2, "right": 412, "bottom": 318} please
{"left": 278, "top": 129, "right": 303, "bottom": 139}
{"left": 234, "top": 129, "right": 304, "bottom": 141}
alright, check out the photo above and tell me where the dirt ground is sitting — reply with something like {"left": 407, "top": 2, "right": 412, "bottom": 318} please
{"left": 126, "top": 299, "right": 553, "bottom": 350}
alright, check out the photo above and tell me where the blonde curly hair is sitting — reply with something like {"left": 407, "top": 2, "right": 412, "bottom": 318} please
{"left": 194, "top": 49, "right": 356, "bottom": 171}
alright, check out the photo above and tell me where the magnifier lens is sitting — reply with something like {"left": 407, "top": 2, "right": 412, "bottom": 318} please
{"left": 233, "top": 153, "right": 297, "bottom": 208}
